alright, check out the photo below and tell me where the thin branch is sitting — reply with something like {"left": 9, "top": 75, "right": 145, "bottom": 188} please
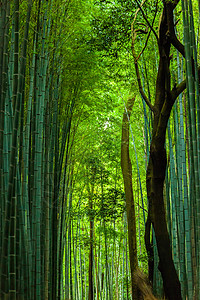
{"left": 131, "top": 28, "right": 155, "bottom": 113}
{"left": 136, "top": 2, "right": 158, "bottom": 61}
{"left": 132, "top": 0, "right": 147, "bottom": 25}
{"left": 131, "top": 0, "right": 147, "bottom": 43}
{"left": 135, "top": 0, "right": 158, "bottom": 41}
{"left": 136, "top": 30, "right": 151, "bottom": 61}
{"left": 136, "top": 202, "right": 148, "bottom": 213}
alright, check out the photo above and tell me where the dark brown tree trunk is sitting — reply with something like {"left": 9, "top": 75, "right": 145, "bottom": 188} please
{"left": 132, "top": 1, "right": 187, "bottom": 299}
{"left": 121, "top": 97, "right": 140, "bottom": 300}
{"left": 147, "top": 145, "right": 182, "bottom": 300}
{"left": 146, "top": 4, "right": 182, "bottom": 298}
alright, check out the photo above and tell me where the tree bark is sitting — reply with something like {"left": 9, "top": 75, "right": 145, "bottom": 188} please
{"left": 147, "top": 144, "right": 182, "bottom": 300}
{"left": 147, "top": 4, "right": 182, "bottom": 298}
{"left": 132, "top": 1, "right": 186, "bottom": 299}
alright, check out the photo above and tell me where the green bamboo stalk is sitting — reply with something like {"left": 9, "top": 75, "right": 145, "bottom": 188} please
{"left": 188, "top": 4, "right": 200, "bottom": 293}
{"left": 177, "top": 50, "right": 193, "bottom": 298}
{"left": 0, "top": 1, "right": 10, "bottom": 273}
{"left": 12, "top": 0, "right": 19, "bottom": 113}
{"left": 65, "top": 239, "right": 70, "bottom": 299}
{"left": 0, "top": 2, "right": 9, "bottom": 202}
{"left": 182, "top": 0, "right": 200, "bottom": 296}
{"left": 52, "top": 83, "right": 59, "bottom": 300}
{"left": 167, "top": 124, "right": 180, "bottom": 272}
{"left": 0, "top": 0, "right": 21, "bottom": 296}
{"left": 79, "top": 217, "right": 84, "bottom": 300}
{"left": 22, "top": 40, "right": 36, "bottom": 300}
{"left": 122, "top": 212, "right": 126, "bottom": 300}
{"left": 17, "top": 166, "right": 31, "bottom": 298}
{"left": 57, "top": 101, "right": 74, "bottom": 299}
{"left": 2, "top": 0, "right": 11, "bottom": 195}
{"left": 43, "top": 97, "right": 51, "bottom": 300}
{"left": 165, "top": 168, "right": 172, "bottom": 244}
{"left": 174, "top": 105, "right": 187, "bottom": 298}
{"left": 69, "top": 218, "right": 74, "bottom": 300}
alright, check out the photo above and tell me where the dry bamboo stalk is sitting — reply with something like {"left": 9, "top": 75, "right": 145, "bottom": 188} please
{"left": 133, "top": 269, "right": 163, "bottom": 300}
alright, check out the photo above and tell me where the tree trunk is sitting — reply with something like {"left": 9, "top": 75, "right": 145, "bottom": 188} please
{"left": 132, "top": 1, "right": 187, "bottom": 298}
{"left": 147, "top": 144, "right": 182, "bottom": 300}
{"left": 146, "top": 3, "right": 182, "bottom": 297}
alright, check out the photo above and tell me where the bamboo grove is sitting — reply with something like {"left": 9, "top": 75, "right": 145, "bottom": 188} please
{"left": 0, "top": 0, "right": 200, "bottom": 299}
{"left": 0, "top": 0, "right": 80, "bottom": 298}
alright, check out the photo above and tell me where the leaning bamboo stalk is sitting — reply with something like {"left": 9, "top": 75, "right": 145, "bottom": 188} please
{"left": 12, "top": 0, "right": 19, "bottom": 113}
{"left": 0, "top": 1, "right": 10, "bottom": 192}
{"left": 173, "top": 104, "right": 187, "bottom": 298}
{"left": 182, "top": 0, "right": 200, "bottom": 296}
{"left": 176, "top": 49, "right": 193, "bottom": 298}
{"left": 9, "top": 2, "right": 19, "bottom": 295}
{"left": 121, "top": 96, "right": 141, "bottom": 299}
{"left": 0, "top": 0, "right": 21, "bottom": 296}
{"left": 0, "top": 1, "right": 10, "bottom": 271}
{"left": 4, "top": 17, "right": 14, "bottom": 204}
{"left": 22, "top": 39, "right": 35, "bottom": 299}
{"left": 167, "top": 123, "right": 180, "bottom": 272}
{"left": 43, "top": 94, "right": 51, "bottom": 300}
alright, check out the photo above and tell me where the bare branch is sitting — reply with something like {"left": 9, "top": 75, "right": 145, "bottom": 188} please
{"left": 130, "top": 0, "right": 158, "bottom": 113}
{"left": 131, "top": 23, "right": 155, "bottom": 113}
{"left": 135, "top": 0, "right": 158, "bottom": 41}
{"left": 131, "top": 37, "right": 155, "bottom": 112}
{"left": 136, "top": 3, "right": 158, "bottom": 61}
{"left": 132, "top": 0, "right": 147, "bottom": 25}
{"left": 136, "top": 30, "right": 151, "bottom": 61}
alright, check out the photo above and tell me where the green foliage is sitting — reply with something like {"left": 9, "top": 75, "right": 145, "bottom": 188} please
{"left": 3, "top": 0, "right": 199, "bottom": 299}
{"left": 97, "top": 188, "right": 126, "bottom": 221}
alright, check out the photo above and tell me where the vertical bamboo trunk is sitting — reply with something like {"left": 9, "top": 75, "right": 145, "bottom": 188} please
{"left": 94, "top": 232, "right": 99, "bottom": 300}
{"left": 88, "top": 201, "right": 94, "bottom": 300}
{"left": 115, "top": 239, "right": 121, "bottom": 300}
{"left": 0, "top": 0, "right": 21, "bottom": 296}
{"left": 52, "top": 92, "right": 59, "bottom": 299}
{"left": 79, "top": 219, "right": 84, "bottom": 300}
{"left": 44, "top": 112, "right": 50, "bottom": 300}
{"left": 0, "top": 0, "right": 10, "bottom": 297}
{"left": 69, "top": 219, "right": 73, "bottom": 300}
{"left": 0, "top": 1, "right": 10, "bottom": 222}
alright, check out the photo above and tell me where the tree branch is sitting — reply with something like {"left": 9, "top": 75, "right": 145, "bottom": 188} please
{"left": 131, "top": 29, "right": 155, "bottom": 113}
{"left": 136, "top": 3, "right": 157, "bottom": 61}
{"left": 135, "top": 0, "right": 158, "bottom": 41}
{"left": 171, "top": 79, "right": 187, "bottom": 102}
{"left": 165, "top": 1, "right": 185, "bottom": 57}
{"left": 132, "top": 0, "right": 147, "bottom": 25}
